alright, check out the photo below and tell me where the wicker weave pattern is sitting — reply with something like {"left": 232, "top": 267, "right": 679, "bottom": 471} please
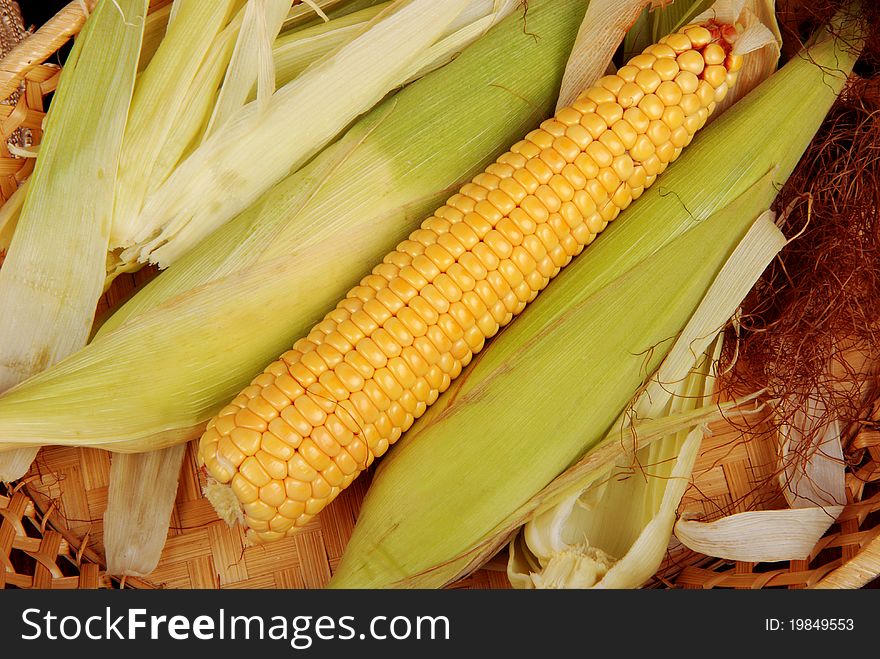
{"left": 1, "top": 483, "right": 109, "bottom": 588}
{"left": 670, "top": 399, "right": 880, "bottom": 589}
{"left": 0, "top": 63, "right": 58, "bottom": 202}
{"left": 21, "top": 442, "right": 510, "bottom": 589}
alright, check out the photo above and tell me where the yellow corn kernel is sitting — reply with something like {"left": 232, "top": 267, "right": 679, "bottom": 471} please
{"left": 586, "top": 141, "right": 614, "bottom": 168}
{"left": 656, "top": 140, "right": 677, "bottom": 163}
{"left": 675, "top": 71, "right": 700, "bottom": 95}
{"left": 697, "top": 80, "right": 717, "bottom": 107}
{"left": 611, "top": 154, "right": 635, "bottom": 181}
{"left": 598, "top": 130, "right": 626, "bottom": 157}
{"left": 595, "top": 102, "right": 624, "bottom": 126}
{"left": 638, "top": 94, "right": 665, "bottom": 120}
{"left": 585, "top": 86, "right": 617, "bottom": 104}
{"left": 703, "top": 43, "right": 726, "bottom": 65}
{"left": 616, "top": 64, "right": 639, "bottom": 82}
{"left": 199, "top": 19, "right": 740, "bottom": 542}
{"left": 617, "top": 82, "right": 645, "bottom": 109}
{"left": 665, "top": 32, "right": 692, "bottom": 53}
{"left": 571, "top": 96, "right": 597, "bottom": 115}
{"left": 703, "top": 65, "right": 728, "bottom": 89}
{"left": 680, "top": 92, "right": 701, "bottom": 115}
{"left": 572, "top": 150, "right": 599, "bottom": 179}
{"left": 676, "top": 50, "right": 705, "bottom": 75}
{"left": 635, "top": 68, "right": 662, "bottom": 94}
{"left": 646, "top": 43, "right": 676, "bottom": 59}
{"left": 581, "top": 112, "right": 608, "bottom": 139}
{"left": 596, "top": 168, "right": 620, "bottom": 194}
{"left": 630, "top": 135, "right": 655, "bottom": 162}
{"left": 622, "top": 107, "right": 650, "bottom": 134}
{"left": 661, "top": 106, "right": 685, "bottom": 131}
{"left": 655, "top": 81, "right": 683, "bottom": 107}
{"left": 611, "top": 120, "right": 638, "bottom": 149}
{"left": 629, "top": 53, "right": 656, "bottom": 70}
{"left": 684, "top": 26, "right": 712, "bottom": 48}
{"left": 652, "top": 57, "right": 679, "bottom": 81}
{"left": 597, "top": 74, "right": 625, "bottom": 95}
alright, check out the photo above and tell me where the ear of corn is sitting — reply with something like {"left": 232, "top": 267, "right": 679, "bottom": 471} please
{"left": 508, "top": 210, "right": 785, "bottom": 588}
{"left": 327, "top": 30, "right": 859, "bottom": 587}
{"left": 0, "top": 0, "right": 587, "bottom": 453}
{"left": 196, "top": 17, "right": 749, "bottom": 540}
{"left": 0, "top": 0, "right": 147, "bottom": 482}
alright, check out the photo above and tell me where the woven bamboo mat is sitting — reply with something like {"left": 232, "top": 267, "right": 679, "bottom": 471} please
{"left": 22, "top": 440, "right": 510, "bottom": 589}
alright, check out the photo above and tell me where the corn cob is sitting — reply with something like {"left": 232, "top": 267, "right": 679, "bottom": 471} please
{"left": 199, "top": 20, "right": 745, "bottom": 542}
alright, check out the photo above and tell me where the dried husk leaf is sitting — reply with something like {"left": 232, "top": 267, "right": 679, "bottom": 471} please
{"left": 0, "top": 179, "right": 26, "bottom": 256}
{"left": 674, "top": 392, "right": 846, "bottom": 563}
{"left": 779, "top": 396, "right": 846, "bottom": 510}
{"left": 103, "top": 444, "right": 186, "bottom": 576}
{"left": 713, "top": 1, "right": 782, "bottom": 117}
{"left": 206, "top": 0, "right": 291, "bottom": 136}
{"left": 125, "top": 0, "right": 474, "bottom": 268}
{"left": 693, "top": 0, "right": 748, "bottom": 23}
{"left": 674, "top": 507, "right": 843, "bottom": 562}
{"left": 270, "top": 4, "right": 388, "bottom": 89}
{"left": 556, "top": 0, "right": 655, "bottom": 110}
{"left": 110, "top": 0, "right": 242, "bottom": 250}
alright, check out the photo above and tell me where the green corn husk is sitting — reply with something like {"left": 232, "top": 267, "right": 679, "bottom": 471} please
{"left": 205, "top": 0, "right": 292, "bottom": 137}
{"left": 508, "top": 207, "right": 786, "bottom": 589}
{"left": 327, "top": 30, "right": 860, "bottom": 588}
{"left": 507, "top": 340, "right": 723, "bottom": 589}
{"left": 272, "top": 4, "right": 390, "bottom": 89}
{"left": 0, "top": 0, "right": 587, "bottom": 452}
{"left": 0, "top": 0, "right": 147, "bottom": 481}
{"left": 119, "top": 0, "right": 507, "bottom": 270}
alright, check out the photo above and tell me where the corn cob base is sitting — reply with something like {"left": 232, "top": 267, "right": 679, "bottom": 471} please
{"left": 199, "top": 20, "right": 744, "bottom": 543}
